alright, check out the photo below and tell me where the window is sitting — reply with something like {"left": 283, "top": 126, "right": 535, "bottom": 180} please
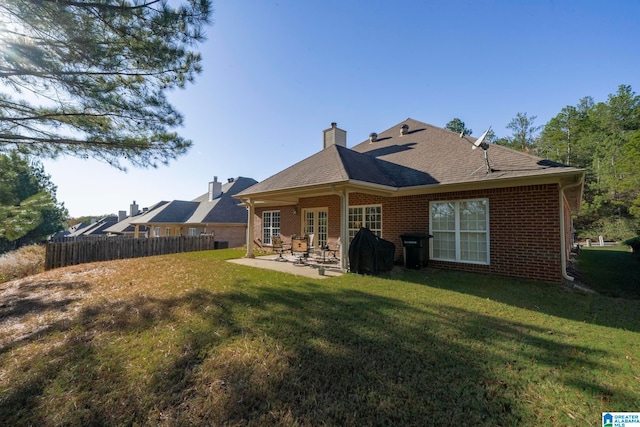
{"left": 165, "top": 227, "right": 171, "bottom": 236}
{"left": 303, "top": 208, "right": 328, "bottom": 248}
{"left": 188, "top": 228, "right": 197, "bottom": 236}
{"left": 262, "top": 210, "right": 280, "bottom": 245}
{"left": 430, "top": 199, "right": 489, "bottom": 264}
{"left": 348, "top": 205, "right": 382, "bottom": 241}
{"left": 154, "top": 226, "right": 161, "bottom": 237}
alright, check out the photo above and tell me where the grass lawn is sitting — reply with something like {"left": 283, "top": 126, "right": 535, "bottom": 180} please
{"left": 576, "top": 244, "right": 640, "bottom": 299}
{"left": 1, "top": 249, "right": 638, "bottom": 426}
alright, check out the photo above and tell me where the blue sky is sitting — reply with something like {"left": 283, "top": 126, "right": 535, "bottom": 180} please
{"left": 41, "top": 0, "right": 640, "bottom": 217}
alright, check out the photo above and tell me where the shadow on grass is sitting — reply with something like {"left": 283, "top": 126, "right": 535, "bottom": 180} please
{"left": 391, "top": 268, "right": 640, "bottom": 333}
{"left": 577, "top": 248, "right": 640, "bottom": 299}
{"left": 0, "top": 280, "right": 629, "bottom": 426}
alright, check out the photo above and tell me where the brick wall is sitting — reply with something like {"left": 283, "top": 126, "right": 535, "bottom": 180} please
{"left": 209, "top": 224, "right": 246, "bottom": 248}
{"left": 253, "top": 183, "right": 564, "bottom": 282}
{"left": 255, "top": 195, "right": 343, "bottom": 248}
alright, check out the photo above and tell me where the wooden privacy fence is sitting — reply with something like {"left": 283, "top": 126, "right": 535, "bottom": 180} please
{"left": 45, "top": 235, "right": 219, "bottom": 270}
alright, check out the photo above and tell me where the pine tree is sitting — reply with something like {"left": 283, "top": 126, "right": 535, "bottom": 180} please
{"left": 0, "top": 153, "right": 68, "bottom": 252}
{"left": 0, "top": 0, "right": 211, "bottom": 169}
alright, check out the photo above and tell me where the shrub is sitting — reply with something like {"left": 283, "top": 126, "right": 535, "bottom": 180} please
{"left": 623, "top": 236, "right": 640, "bottom": 254}
{"left": 577, "top": 217, "right": 639, "bottom": 241}
{"left": 0, "top": 245, "right": 46, "bottom": 283}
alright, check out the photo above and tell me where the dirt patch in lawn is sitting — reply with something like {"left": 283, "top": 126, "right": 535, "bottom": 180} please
{"left": 0, "top": 263, "right": 118, "bottom": 351}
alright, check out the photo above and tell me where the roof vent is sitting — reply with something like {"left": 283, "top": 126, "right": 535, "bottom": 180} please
{"left": 227, "top": 177, "right": 234, "bottom": 183}
{"left": 401, "top": 124, "right": 409, "bottom": 136}
{"left": 369, "top": 132, "right": 378, "bottom": 143}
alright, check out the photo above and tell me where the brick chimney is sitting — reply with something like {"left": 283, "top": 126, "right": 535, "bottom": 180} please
{"left": 322, "top": 122, "right": 347, "bottom": 149}
{"left": 208, "top": 176, "right": 222, "bottom": 201}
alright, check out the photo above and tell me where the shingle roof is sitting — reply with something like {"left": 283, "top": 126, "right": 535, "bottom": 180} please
{"left": 129, "top": 177, "right": 257, "bottom": 225}
{"left": 236, "top": 118, "right": 584, "bottom": 197}
{"left": 68, "top": 216, "right": 118, "bottom": 236}
{"left": 351, "top": 118, "right": 581, "bottom": 185}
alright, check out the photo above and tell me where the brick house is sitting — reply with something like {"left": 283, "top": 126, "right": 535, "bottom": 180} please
{"left": 234, "top": 119, "right": 585, "bottom": 283}
{"left": 126, "top": 176, "right": 257, "bottom": 248}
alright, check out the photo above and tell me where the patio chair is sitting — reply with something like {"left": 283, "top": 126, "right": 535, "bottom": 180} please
{"left": 291, "top": 236, "right": 309, "bottom": 265}
{"left": 272, "top": 236, "right": 289, "bottom": 262}
{"left": 307, "top": 233, "right": 316, "bottom": 257}
{"left": 327, "top": 237, "right": 341, "bottom": 263}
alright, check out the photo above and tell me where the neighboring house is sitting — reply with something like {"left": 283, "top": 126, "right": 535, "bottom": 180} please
{"left": 51, "top": 215, "right": 119, "bottom": 240}
{"left": 104, "top": 201, "right": 160, "bottom": 237}
{"left": 128, "top": 176, "right": 258, "bottom": 248}
{"left": 234, "top": 119, "right": 585, "bottom": 283}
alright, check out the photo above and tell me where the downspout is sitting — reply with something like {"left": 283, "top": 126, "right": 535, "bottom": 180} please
{"left": 559, "top": 177, "right": 584, "bottom": 282}
{"left": 245, "top": 198, "right": 255, "bottom": 258}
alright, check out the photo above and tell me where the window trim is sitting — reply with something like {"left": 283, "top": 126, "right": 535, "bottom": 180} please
{"left": 262, "top": 210, "right": 281, "bottom": 245}
{"left": 348, "top": 204, "right": 382, "bottom": 241}
{"left": 429, "top": 198, "right": 490, "bottom": 265}
{"left": 302, "top": 208, "right": 328, "bottom": 248}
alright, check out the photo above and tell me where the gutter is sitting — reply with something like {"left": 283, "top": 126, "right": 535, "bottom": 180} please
{"left": 559, "top": 175, "right": 585, "bottom": 282}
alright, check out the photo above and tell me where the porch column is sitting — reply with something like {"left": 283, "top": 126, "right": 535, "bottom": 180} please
{"left": 134, "top": 224, "right": 139, "bottom": 239}
{"left": 245, "top": 198, "right": 255, "bottom": 258}
{"left": 340, "top": 190, "right": 349, "bottom": 271}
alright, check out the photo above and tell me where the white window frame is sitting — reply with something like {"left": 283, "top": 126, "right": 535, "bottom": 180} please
{"left": 165, "top": 227, "right": 171, "bottom": 237}
{"left": 429, "top": 198, "right": 490, "bottom": 265}
{"left": 262, "top": 210, "right": 280, "bottom": 245}
{"left": 188, "top": 228, "right": 197, "bottom": 236}
{"left": 302, "top": 208, "right": 328, "bottom": 248}
{"left": 154, "top": 226, "right": 161, "bottom": 237}
{"left": 348, "top": 205, "right": 382, "bottom": 242}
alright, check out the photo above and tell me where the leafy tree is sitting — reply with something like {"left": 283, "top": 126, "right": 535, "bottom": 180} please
{"left": 0, "top": 0, "right": 212, "bottom": 170}
{"left": 535, "top": 85, "right": 640, "bottom": 237}
{"left": 588, "top": 86, "right": 640, "bottom": 219}
{"left": 537, "top": 99, "right": 594, "bottom": 166}
{"left": 445, "top": 118, "right": 473, "bottom": 136}
{"left": 498, "top": 112, "right": 542, "bottom": 152}
{"left": 0, "top": 153, "right": 68, "bottom": 252}
{"left": 620, "top": 130, "right": 640, "bottom": 220}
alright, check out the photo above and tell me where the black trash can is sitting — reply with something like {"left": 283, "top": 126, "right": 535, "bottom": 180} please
{"left": 400, "top": 233, "right": 433, "bottom": 269}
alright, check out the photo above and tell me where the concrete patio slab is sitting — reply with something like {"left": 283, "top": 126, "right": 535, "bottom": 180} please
{"left": 227, "top": 255, "right": 344, "bottom": 279}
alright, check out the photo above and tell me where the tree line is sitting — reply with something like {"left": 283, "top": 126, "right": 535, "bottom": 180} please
{"left": 447, "top": 84, "right": 640, "bottom": 240}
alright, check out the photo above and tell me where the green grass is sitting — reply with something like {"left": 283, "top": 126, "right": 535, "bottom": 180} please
{"left": 0, "top": 248, "right": 638, "bottom": 426}
{"left": 577, "top": 245, "right": 640, "bottom": 299}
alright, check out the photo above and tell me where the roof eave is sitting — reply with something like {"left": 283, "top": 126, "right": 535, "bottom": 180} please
{"left": 234, "top": 179, "right": 398, "bottom": 206}
{"left": 234, "top": 169, "right": 585, "bottom": 210}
